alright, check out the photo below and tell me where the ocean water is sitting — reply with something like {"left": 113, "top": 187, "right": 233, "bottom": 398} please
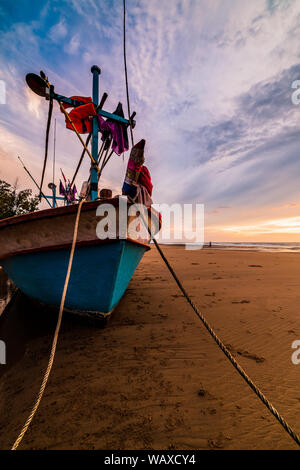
{"left": 210, "top": 242, "right": 300, "bottom": 252}
{"left": 159, "top": 242, "right": 300, "bottom": 253}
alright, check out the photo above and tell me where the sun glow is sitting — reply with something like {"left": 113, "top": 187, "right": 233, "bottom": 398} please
{"left": 222, "top": 216, "right": 300, "bottom": 235}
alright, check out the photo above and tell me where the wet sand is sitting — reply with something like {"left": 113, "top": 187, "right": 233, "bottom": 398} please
{"left": 0, "top": 246, "right": 300, "bottom": 450}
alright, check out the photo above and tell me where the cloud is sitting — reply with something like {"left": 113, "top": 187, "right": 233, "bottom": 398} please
{"left": 64, "top": 34, "right": 80, "bottom": 54}
{"left": 174, "top": 62, "right": 300, "bottom": 210}
{"left": 25, "top": 87, "right": 43, "bottom": 118}
{"left": 48, "top": 18, "right": 68, "bottom": 43}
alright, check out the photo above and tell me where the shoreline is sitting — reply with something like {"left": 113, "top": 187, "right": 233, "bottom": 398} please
{"left": 157, "top": 243, "right": 300, "bottom": 253}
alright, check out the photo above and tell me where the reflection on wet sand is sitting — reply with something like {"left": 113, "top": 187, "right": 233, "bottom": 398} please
{"left": 0, "top": 268, "right": 15, "bottom": 317}
{"left": 0, "top": 273, "right": 104, "bottom": 379}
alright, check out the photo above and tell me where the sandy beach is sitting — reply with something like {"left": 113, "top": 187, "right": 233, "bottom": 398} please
{"left": 0, "top": 246, "right": 300, "bottom": 450}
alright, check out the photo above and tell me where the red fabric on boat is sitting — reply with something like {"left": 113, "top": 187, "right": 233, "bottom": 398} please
{"left": 61, "top": 96, "right": 93, "bottom": 110}
{"left": 61, "top": 96, "right": 96, "bottom": 134}
{"left": 139, "top": 166, "right": 153, "bottom": 196}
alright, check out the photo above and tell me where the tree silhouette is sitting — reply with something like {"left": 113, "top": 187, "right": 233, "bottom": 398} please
{"left": 0, "top": 180, "right": 39, "bottom": 220}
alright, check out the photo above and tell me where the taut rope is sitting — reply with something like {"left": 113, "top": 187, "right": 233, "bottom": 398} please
{"left": 122, "top": 0, "right": 300, "bottom": 448}
{"left": 11, "top": 200, "right": 84, "bottom": 450}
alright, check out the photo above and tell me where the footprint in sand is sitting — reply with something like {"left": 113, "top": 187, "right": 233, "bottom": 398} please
{"left": 197, "top": 388, "right": 215, "bottom": 400}
{"left": 226, "top": 344, "right": 265, "bottom": 363}
{"left": 232, "top": 300, "right": 250, "bottom": 304}
{"left": 237, "top": 350, "right": 265, "bottom": 363}
{"left": 208, "top": 438, "right": 225, "bottom": 449}
{"left": 272, "top": 306, "right": 283, "bottom": 312}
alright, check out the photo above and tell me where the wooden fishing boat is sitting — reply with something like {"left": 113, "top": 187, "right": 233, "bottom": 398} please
{"left": 0, "top": 66, "right": 161, "bottom": 319}
{"left": 0, "top": 199, "right": 160, "bottom": 318}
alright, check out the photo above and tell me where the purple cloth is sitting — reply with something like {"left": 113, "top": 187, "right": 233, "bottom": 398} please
{"left": 59, "top": 180, "right": 77, "bottom": 202}
{"left": 59, "top": 180, "right": 65, "bottom": 196}
{"left": 97, "top": 102, "right": 129, "bottom": 156}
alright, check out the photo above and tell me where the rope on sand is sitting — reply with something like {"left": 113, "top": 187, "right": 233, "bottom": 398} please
{"left": 11, "top": 200, "right": 84, "bottom": 450}
{"left": 122, "top": 1, "right": 300, "bottom": 447}
{"left": 151, "top": 238, "right": 300, "bottom": 447}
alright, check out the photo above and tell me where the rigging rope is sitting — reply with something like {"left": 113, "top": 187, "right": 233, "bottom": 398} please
{"left": 151, "top": 237, "right": 300, "bottom": 447}
{"left": 69, "top": 93, "right": 108, "bottom": 188}
{"left": 52, "top": 119, "right": 56, "bottom": 185}
{"left": 123, "top": 0, "right": 134, "bottom": 147}
{"left": 122, "top": 0, "right": 300, "bottom": 448}
{"left": 39, "top": 89, "right": 53, "bottom": 200}
{"left": 59, "top": 102, "right": 99, "bottom": 170}
{"left": 11, "top": 200, "right": 84, "bottom": 450}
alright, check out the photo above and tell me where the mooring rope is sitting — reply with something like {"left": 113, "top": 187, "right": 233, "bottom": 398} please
{"left": 39, "top": 87, "right": 53, "bottom": 200}
{"left": 123, "top": 0, "right": 134, "bottom": 147}
{"left": 11, "top": 200, "right": 84, "bottom": 450}
{"left": 152, "top": 238, "right": 300, "bottom": 447}
{"left": 122, "top": 0, "right": 300, "bottom": 448}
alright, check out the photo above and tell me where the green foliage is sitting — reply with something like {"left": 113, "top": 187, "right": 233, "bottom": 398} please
{"left": 0, "top": 180, "right": 39, "bottom": 220}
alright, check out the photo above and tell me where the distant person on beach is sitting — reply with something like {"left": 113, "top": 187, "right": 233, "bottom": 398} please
{"left": 209, "top": 241, "right": 212, "bottom": 247}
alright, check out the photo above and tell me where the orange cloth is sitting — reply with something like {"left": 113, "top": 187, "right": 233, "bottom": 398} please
{"left": 61, "top": 96, "right": 96, "bottom": 134}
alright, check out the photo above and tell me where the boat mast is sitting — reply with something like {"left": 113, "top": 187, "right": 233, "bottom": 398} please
{"left": 50, "top": 118, "right": 57, "bottom": 208}
{"left": 90, "top": 65, "right": 101, "bottom": 201}
{"left": 53, "top": 118, "right": 56, "bottom": 185}
{"left": 25, "top": 67, "right": 136, "bottom": 203}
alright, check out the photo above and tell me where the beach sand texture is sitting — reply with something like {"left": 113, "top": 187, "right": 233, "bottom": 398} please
{"left": 0, "top": 246, "right": 300, "bottom": 450}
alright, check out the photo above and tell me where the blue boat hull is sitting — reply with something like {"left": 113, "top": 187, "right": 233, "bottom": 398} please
{"left": 1, "top": 240, "right": 148, "bottom": 315}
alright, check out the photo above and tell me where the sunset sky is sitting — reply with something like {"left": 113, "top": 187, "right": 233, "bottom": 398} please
{"left": 1, "top": 0, "right": 300, "bottom": 242}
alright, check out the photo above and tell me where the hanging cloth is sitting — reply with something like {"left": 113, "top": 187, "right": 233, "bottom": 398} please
{"left": 122, "top": 139, "right": 146, "bottom": 199}
{"left": 133, "top": 184, "right": 153, "bottom": 208}
{"left": 61, "top": 96, "right": 96, "bottom": 134}
{"left": 122, "top": 139, "right": 145, "bottom": 198}
{"left": 59, "top": 180, "right": 77, "bottom": 203}
{"left": 131, "top": 165, "right": 153, "bottom": 207}
{"left": 97, "top": 103, "right": 129, "bottom": 155}
{"left": 139, "top": 165, "right": 153, "bottom": 197}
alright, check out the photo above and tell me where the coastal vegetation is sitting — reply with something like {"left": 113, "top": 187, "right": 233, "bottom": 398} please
{"left": 0, "top": 180, "right": 39, "bottom": 220}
